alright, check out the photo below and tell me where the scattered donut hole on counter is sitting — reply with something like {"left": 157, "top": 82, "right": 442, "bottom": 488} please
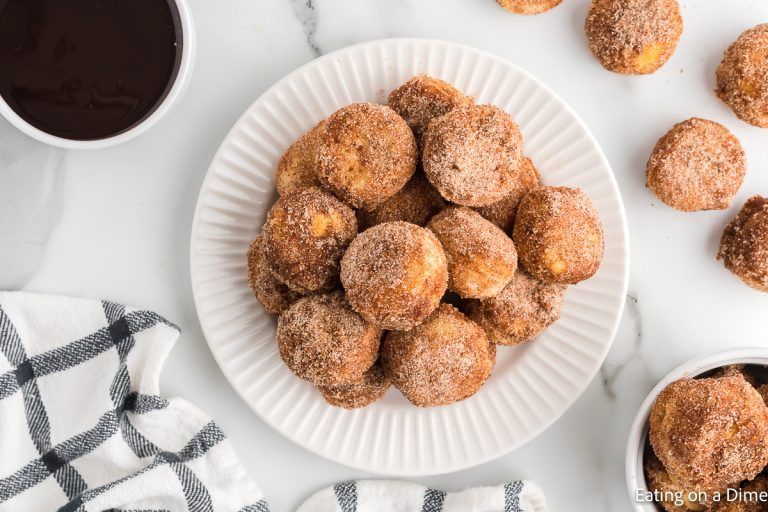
{"left": 642, "top": 365, "right": 768, "bottom": 511}
{"left": 646, "top": 118, "right": 746, "bottom": 213}
{"left": 245, "top": 75, "right": 606, "bottom": 409}
{"left": 718, "top": 196, "right": 768, "bottom": 294}
{"left": 585, "top": 0, "right": 683, "bottom": 75}
{"left": 716, "top": 24, "right": 768, "bottom": 129}
{"left": 495, "top": 0, "right": 563, "bottom": 15}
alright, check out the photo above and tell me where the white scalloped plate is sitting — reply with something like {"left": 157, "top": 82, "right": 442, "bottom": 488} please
{"left": 190, "top": 38, "right": 629, "bottom": 476}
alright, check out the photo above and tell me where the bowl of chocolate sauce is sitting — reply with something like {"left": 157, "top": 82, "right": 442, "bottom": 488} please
{"left": 0, "top": 0, "right": 195, "bottom": 149}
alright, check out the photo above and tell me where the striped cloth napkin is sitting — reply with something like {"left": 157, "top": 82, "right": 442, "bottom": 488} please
{"left": 0, "top": 291, "right": 268, "bottom": 511}
{"left": 297, "top": 480, "right": 547, "bottom": 511}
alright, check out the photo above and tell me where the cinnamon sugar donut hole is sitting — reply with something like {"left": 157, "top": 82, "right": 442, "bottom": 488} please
{"left": 474, "top": 157, "right": 540, "bottom": 233}
{"left": 246, "top": 234, "right": 300, "bottom": 315}
{"left": 358, "top": 172, "right": 446, "bottom": 230}
{"left": 277, "top": 291, "right": 381, "bottom": 387}
{"left": 514, "top": 186, "right": 604, "bottom": 284}
{"left": 317, "top": 103, "right": 417, "bottom": 211}
{"left": 496, "top": 0, "right": 562, "bottom": 15}
{"left": 718, "top": 195, "right": 768, "bottom": 293}
{"left": 646, "top": 118, "right": 746, "bottom": 212}
{"left": 380, "top": 304, "right": 494, "bottom": 407}
{"left": 317, "top": 364, "right": 391, "bottom": 409}
{"left": 264, "top": 187, "right": 357, "bottom": 293}
{"left": 585, "top": 0, "right": 683, "bottom": 75}
{"left": 275, "top": 120, "right": 325, "bottom": 195}
{"left": 387, "top": 75, "right": 473, "bottom": 147}
{"left": 467, "top": 270, "right": 565, "bottom": 346}
{"left": 716, "top": 25, "right": 768, "bottom": 128}
{"left": 422, "top": 104, "right": 524, "bottom": 207}
{"left": 340, "top": 221, "right": 448, "bottom": 331}
{"left": 427, "top": 207, "right": 518, "bottom": 299}
{"left": 649, "top": 373, "right": 768, "bottom": 491}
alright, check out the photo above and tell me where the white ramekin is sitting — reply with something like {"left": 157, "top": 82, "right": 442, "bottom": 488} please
{"left": 0, "top": 0, "right": 196, "bottom": 150}
{"left": 626, "top": 347, "right": 768, "bottom": 512}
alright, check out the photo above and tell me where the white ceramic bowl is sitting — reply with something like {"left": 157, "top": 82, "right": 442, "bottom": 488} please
{"left": 0, "top": 0, "right": 195, "bottom": 150}
{"left": 190, "top": 38, "right": 630, "bottom": 475}
{"left": 626, "top": 347, "right": 768, "bottom": 512}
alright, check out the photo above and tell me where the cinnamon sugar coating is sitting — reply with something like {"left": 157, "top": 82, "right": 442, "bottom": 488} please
{"left": 649, "top": 374, "right": 768, "bottom": 491}
{"left": 428, "top": 207, "right": 518, "bottom": 299}
{"left": 340, "top": 221, "right": 447, "bottom": 331}
{"left": 513, "top": 186, "right": 604, "bottom": 284}
{"left": 496, "top": 0, "right": 562, "bottom": 15}
{"left": 277, "top": 291, "right": 381, "bottom": 387}
{"left": 422, "top": 104, "right": 524, "bottom": 207}
{"left": 380, "top": 304, "right": 494, "bottom": 407}
{"left": 718, "top": 196, "right": 768, "bottom": 293}
{"left": 275, "top": 120, "right": 325, "bottom": 195}
{"left": 264, "top": 187, "right": 357, "bottom": 293}
{"left": 585, "top": 0, "right": 683, "bottom": 75}
{"left": 646, "top": 118, "right": 746, "bottom": 212}
{"left": 716, "top": 25, "right": 768, "bottom": 128}
{"left": 358, "top": 172, "right": 446, "bottom": 230}
{"left": 387, "top": 75, "right": 473, "bottom": 148}
{"left": 467, "top": 270, "right": 565, "bottom": 346}
{"left": 474, "top": 157, "right": 540, "bottom": 233}
{"left": 246, "top": 234, "right": 301, "bottom": 315}
{"left": 644, "top": 450, "right": 726, "bottom": 512}
{"left": 317, "top": 103, "right": 417, "bottom": 211}
{"left": 317, "top": 364, "right": 391, "bottom": 409}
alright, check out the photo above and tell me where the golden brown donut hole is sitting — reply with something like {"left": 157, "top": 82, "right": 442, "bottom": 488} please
{"left": 380, "top": 304, "right": 494, "bottom": 407}
{"left": 264, "top": 187, "right": 357, "bottom": 293}
{"left": 340, "top": 221, "right": 447, "bottom": 331}
{"left": 275, "top": 119, "right": 325, "bottom": 195}
{"left": 649, "top": 374, "right": 768, "bottom": 491}
{"left": 513, "top": 186, "right": 604, "bottom": 285}
{"left": 585, "top": 0, "right": 683, "bottom": 75}
{"left": 718, "top": 195, "right": 768, "bottom": 293}
{"left": 422, "top": 104, "right": 524, "bottom": 207}
{"left": 646, "top": 118, "right": 746, "bottom": 212}
{"left": 716, "top": 24, "right": 768, "bottom": 128}
{"left": 277, "top": 291, "right": 381, "bottom": 387}
{"left": 387, "top": 75, "right": 473, "bottom": 147}
{"left": 496, "top": 0, "right": 563, "bottom": 15}
{"left": 428, "top": 207, "right": 517, "bottom": 299}
{"left": 467, "top": 270, "right": 565, "bottom": 346}
{"left": 317, "top": 102, "right": 417, "bottom": 211}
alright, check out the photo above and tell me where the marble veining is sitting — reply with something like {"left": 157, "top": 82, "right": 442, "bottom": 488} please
{"left": 0, "top": 118, "right": 65, "bottom": 290}
{"left": 600, "top": 293, "right": 644, "bottom": 400}
{"left": 291, "top": 0, "right": 322, "bottom": 57}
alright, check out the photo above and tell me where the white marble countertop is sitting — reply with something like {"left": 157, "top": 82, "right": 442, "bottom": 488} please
{"left": 2, "top": 0, "right": 768, "bottom": 510}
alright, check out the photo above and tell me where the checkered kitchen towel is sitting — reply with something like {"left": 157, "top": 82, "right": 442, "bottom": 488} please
{"left": 0, "top": 292, "right": 268, "bottom": 511}
{"left": 297, "top": 480, "right": 547, "bottom": 512}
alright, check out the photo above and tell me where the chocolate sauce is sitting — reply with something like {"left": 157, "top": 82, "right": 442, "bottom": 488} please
{"left": 0, "top": 0, "right": 182, "bottom": 140}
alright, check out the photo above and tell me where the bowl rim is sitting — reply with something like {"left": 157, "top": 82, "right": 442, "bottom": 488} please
{"left": 625, "top": 347, "right": 768, "bottom": 512}
{"left": 0, "top": 0, "right": 196, "bottom": 150}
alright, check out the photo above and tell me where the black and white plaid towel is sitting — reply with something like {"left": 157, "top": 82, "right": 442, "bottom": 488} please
{"left": 0, "top": 292, "right": 268, "bottom": 512}
{"left": 297, "top": 480, "right": 547, "bottom": 511}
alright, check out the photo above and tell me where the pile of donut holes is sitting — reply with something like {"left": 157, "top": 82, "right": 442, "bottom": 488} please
{"left": 246, "top": 75, "right": 605, "bottom": 409}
